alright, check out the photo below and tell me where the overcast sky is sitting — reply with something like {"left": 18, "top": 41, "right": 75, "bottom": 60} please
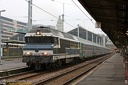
{"left": 0, "top": 0, "right": 104, "bottom": 34}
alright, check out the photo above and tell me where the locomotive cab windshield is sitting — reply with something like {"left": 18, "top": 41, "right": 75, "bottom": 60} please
{"left": 25, "top": 36, "right": 54, "bottom": 44}
{"left": 24, "top": 36, "right": 59, "bottom": 50}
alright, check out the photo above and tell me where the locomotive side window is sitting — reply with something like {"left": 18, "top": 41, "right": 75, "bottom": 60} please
{"left": 54, "top": 37, "right": 59, "bottom": 45}
{"left": 41, "top": 37, "right": 54, "bottom": 43}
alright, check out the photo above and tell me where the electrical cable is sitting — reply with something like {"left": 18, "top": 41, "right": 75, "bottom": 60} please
{"left": 71, "top": 0, "right": 95, "bottom": 25}
{"left": 71, "top": 0, "right": 106, "bottom": 35}
{"left": 25, "top": 0, "right": 76, "bottom": 29}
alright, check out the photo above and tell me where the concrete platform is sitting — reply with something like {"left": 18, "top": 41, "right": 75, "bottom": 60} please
{"left": 77, "top": 53, "right": 125, "bottom": 85}
{"left": 0, "top": 58, "right": 27, "bottom": 71}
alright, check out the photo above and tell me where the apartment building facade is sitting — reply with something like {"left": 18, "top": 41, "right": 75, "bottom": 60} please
{"left": 1, "top": 16, "right": 27, "bottom": 42}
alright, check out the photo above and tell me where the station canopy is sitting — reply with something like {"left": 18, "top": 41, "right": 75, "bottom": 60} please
{"left": 78, "top": 0, "right": 128, "bottom": 48}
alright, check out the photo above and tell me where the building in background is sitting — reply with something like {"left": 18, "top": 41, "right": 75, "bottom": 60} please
{"left": 68, "top": 26, "right": 116, "bottom": 53}
{"left": 68, "top": 26, "right": 106, "bottom": 46}
{"left": 0, "top": 16, "right": 28, "bottom": 57}
{"left": 1, "top": 16, "right": 27, "bottom": 42}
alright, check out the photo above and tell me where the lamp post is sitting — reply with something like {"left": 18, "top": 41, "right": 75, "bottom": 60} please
{"left": 28, "top": 0, "right": 32, "bottom": 31}
{"left": 0, "top": 10, "right": 5, "bottom": 65}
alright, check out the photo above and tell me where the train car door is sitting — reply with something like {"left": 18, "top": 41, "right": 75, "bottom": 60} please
{"left": 80, "top": 43, "right": 83, "bottom": 57}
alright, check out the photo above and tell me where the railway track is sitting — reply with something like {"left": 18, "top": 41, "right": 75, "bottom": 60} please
{"left": 0, "top": 54, "right": 113, "bottom": 85}
{"left": 36, "top": 54, "right": 111, "bottom": 85}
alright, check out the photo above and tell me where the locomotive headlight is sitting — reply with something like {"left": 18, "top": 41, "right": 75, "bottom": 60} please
{"left": 36, "top": 32, "right": 40, "bottom": 35}
{"left": 36, "top": 31, "right": 41, "bottom": 35}
{"left": 26, "top": 52, "right": 32, "bottom": 56}
{"left": 42, "top": 52, "right": 49, "bottom": 56}
{"left": 44, "top": 52, "right": 48, "bottom": 55}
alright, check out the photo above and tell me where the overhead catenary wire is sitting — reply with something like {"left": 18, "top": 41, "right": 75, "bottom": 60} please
{"left": 26, "top": 0, "right": 58, "bottom": 19}
{"left": 71, "top": 0, "right": 106, "bottom": 35}
{"left": 25, "top": 0, "right": 76, "bottom": 29}
{"left": 71, "top": 0, "right": 95, "bottom": 25}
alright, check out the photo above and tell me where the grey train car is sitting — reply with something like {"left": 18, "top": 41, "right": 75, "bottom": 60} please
{"left": 22, "top": 26, "right": 110, "bottom": 70}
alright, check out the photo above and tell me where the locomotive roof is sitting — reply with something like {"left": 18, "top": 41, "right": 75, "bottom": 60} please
{"left": 25, "top": 26, "right": 79, "bottom": 42}
{"left": 25, "top": 26, "right": 109, "bottom": 48}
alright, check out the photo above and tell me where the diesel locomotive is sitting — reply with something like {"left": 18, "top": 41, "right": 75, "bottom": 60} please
{"left": 22, "top": 26, "right": 110, "bottom": 70}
